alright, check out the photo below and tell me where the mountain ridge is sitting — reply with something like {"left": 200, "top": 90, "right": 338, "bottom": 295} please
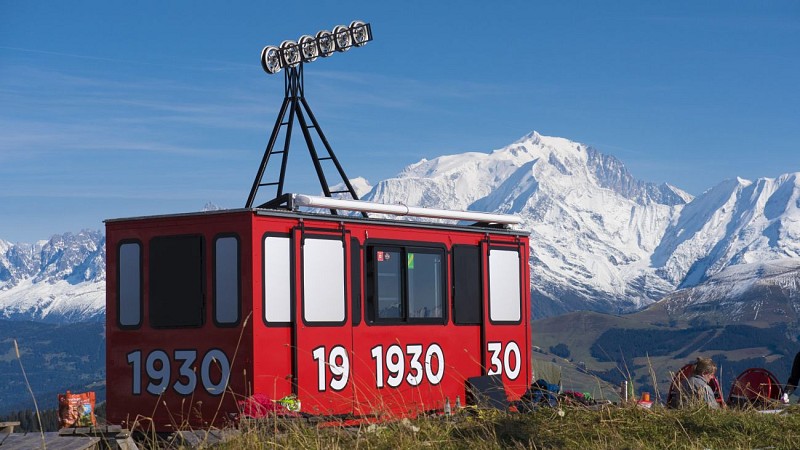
{"left": 1, "top": 131, "right": 798, "bottom": 322}
{"left": 0, "top": 230, "right": 105, "bottom": 322}
{"left": 362, "top": 131, "right": 800, "bottom": 319}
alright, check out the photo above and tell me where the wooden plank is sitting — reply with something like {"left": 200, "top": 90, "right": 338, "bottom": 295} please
{"left": 53, "top": 426, "right": 138, "bottom": 449}
{"left": 176, "top": 429, "right": 239, "bottom": 447}
{"left": 0, "top": 421, "right": 21, "bottom": 434}
{"left": 0, "top": 432, "right": 100, "bottom": 450}
{"left": 114, "top": 435, "right": 140, "bottom": 450}
{"left": 58, "top": 426, "right": 130, "bottom": 437}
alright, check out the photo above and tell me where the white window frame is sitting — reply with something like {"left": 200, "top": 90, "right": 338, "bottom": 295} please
{"left": 264, "top": 236, "right": 292, "bottom": 323}
{"left": 488, "top": 248, "right": 521, "bottom": 322}
{"left": 303, "top": 238, "right": 345, "bottom": 323}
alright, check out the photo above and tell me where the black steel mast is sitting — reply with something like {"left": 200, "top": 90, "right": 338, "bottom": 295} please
{"left": 245, "top": 63, "right": 364, "bottom": 215}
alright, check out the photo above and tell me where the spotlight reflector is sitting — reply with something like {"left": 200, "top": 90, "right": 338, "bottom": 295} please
{"left": 350, "top": 20, "right": 370, "bottom": 47}
{"left": 298, "top": 35, "right": 318, "bottom": 62}
{"left": 332, "top": 25, "right": 352, "bottom": 52}
{"left": 261, "top": 45, "right": 282, "bottom": 74}
{"left": 259, "top": 22, "right": 372, "bottom": 75}
{"left": 316, "top": 30, "right": 335, "bottom": 57}
{"left": 280, "top": 40, "right": 301, "bottom": 67}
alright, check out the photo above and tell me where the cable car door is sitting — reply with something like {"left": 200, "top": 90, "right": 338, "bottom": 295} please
{"left": 293, "top": 229, "right": 354, "bottom": 415}
{"left": 481, "top": 242, "right": 528, "bottom": 392}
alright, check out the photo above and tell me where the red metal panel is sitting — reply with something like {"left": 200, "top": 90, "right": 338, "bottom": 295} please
{"left": 347, "top": 224, "right": 509, "bottom": 417}
{"left": 350, "top": 323, "right": 481, "bottom": 417}
{"left": 481, "top": 240, "right": 530, "bottom": 403}
{"left": 250, "top": 217, "right": 295, "bottom": 408}
{"left": 105, "top": 212, "right": 254, "bottom": 431}
{"left": 292, "top": 224, "right": 355, "bottom": 415}
{"left": 106, "top": 210, "right": 530, "bottom": 426}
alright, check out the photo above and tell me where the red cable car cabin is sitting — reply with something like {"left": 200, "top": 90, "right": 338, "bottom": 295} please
{"left": 105, "top": 195, "right": 531, "bottom": 430}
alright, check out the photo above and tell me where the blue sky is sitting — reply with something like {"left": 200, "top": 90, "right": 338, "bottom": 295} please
{"left": 1, "top": 1, "right": 798, "bottom": 242}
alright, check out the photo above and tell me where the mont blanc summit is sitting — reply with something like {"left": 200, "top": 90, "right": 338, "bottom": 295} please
{"left": 364, "top": 132, "right": 800, "bottom": 319}
{"left": 364, "top": 131, "right": 692, "bottom": 317}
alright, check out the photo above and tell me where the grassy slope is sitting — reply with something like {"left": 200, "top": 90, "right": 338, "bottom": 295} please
{"left": 532, "top": 311, "right": 654, "bottom": 399}
{"left": 216, "top": 406, "right": 800, "bottom": 449}
{"left": 530, "top": 310, "right": 794, "bottom": 403}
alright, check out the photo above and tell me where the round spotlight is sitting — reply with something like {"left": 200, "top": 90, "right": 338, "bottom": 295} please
{"left": 280, "top": 40, "right": 301, "bottom": 67}
{"left": 316, "top": 30, "right": 335, "bottom": 57}
{"left": 349, "top": 21, "right": 370, "bottom": 47}
{"left": 332, "top": 25, "right": 352, "bottom": 52}
{"left": 298, "top": 35, "right": 318, "bottom": 62}
{"left": 261, "top": 45, "right": 282, "bottom": 74}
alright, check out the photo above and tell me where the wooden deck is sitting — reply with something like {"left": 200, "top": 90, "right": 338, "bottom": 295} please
{"left": 0, "top": 425, "right": 138, "bottom": 449}
{"left": 0, "top": 423, "right": 243, "bottom": 448}
{"left": 0, "top": 432, "right": 99, "bottom": 449}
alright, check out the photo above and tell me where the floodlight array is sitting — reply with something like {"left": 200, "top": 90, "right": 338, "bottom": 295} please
{"left": 261, "top": 21, "right": 372, "bottom": 74}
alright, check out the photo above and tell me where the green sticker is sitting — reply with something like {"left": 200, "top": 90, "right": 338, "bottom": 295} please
{"left": 408, "top": 253, "right": 415, "bottom": 269}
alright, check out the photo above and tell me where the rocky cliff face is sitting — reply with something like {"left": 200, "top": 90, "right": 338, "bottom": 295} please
{"left": 0, "top": 230, "right": 105, "bottom": 322}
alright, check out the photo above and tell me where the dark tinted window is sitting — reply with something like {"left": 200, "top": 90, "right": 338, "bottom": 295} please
{"left": 149, "top": 235, "right": 204, "bottom": 328}
{"left": 368, "top": 245, "right": 445, "bottom": 324}
{"left": 214, "top": 236, "right": 239, "bottom": 325}
{"left": 118, "top": 242, "right": 142, "bottom": 327}
{"left": 453, "top": 245, "right": 481, "bottom": 324}
{"left": 407, "top": 251, "right": 443, "bottom": 318}
{"left": 376, "top": 249, "right": 402, "bottom": 319}
{"left": 351, "top": 238, "right": 362, "bottom": 326}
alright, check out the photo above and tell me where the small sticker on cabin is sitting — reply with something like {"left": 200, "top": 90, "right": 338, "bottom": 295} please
{"left": 377, "top": 251, "right": 384, "bottom": 262}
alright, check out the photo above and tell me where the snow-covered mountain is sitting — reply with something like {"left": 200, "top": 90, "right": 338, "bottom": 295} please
{"left": 0, "top": 230, "right": 105, "bottom": 322}
{"left": 643, "top": 259, "right": 800, "bottom": 325}
{"left": 652, "top": 173, "right": 800, "bottom": 287}
{"left": 1, "top": 131, "right": 798, "bottom": 322}
{"left": 642, "top": 174, "right": 800, "bottom": 323}
{"left": 362, "top": 132, "right": 800, "bottom": 318}
{"left": 363, "top": 132, "right": 692, "bottom": 316}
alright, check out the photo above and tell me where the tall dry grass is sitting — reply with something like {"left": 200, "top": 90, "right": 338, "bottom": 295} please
{"left": 207, "top": 403, "right": 800, "bottom": 450}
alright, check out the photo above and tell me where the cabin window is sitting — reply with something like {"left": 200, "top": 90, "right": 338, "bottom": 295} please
{"left": 303, "top": 238, "right": 345, "bottom": 323}
{"left": 375, "top": 248, "right": 402, "bottom": 319}
{"left": 350, "top": 237, "right": 362, "bottom": 326}
{"left": 264, "top": 236, "right": 291, "bottom": 323}
{"left": 452, "top": 245, "right": 481, "bottom": 324}
{"left": 214, "top": 236, "right": 240, "bottom": 326}
{"left": 149, "top": 235, "right": 204, "bottom": 328}
{"left": 407, "top": 251, "right": 444, "bottom": 318}
{"left": 368, "top": 245, "right": 445, "bottom": 323}
{"left": 488, "top": 248, "right": 521, "bottom": 323}
{"left": 118, "top": 241, "right": 142, "bottom": 327}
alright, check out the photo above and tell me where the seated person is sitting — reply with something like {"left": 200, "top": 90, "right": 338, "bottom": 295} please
{"left": 668, "top": 357, "right": 720, "bottom": 409}
{"left": 784, "top": 351, "right": 800, "bottom": 402}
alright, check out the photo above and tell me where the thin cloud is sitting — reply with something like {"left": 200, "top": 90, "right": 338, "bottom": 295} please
{"left": 0, "top": 63, "right": 274, "bottom": 159}
{"left": 0, "top": 46, "right": 248, "bottom": 73}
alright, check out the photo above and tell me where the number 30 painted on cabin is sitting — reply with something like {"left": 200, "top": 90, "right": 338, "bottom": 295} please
{"left": 487, "top": 341, "right": 521, "bottom": 380}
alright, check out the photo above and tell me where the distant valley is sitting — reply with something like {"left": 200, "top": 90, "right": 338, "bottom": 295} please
{"left": 0, "top": 320, "right": 105, "bottom": 414}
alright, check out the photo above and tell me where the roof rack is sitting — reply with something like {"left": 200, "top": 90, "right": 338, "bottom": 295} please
{"left": 261, "top": 193, "right": 522, "bottom": 227}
